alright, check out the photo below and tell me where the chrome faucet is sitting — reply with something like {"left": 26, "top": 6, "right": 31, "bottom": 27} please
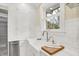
{"left": 42, "top": 31, "right": 49, "bottom": 42}
{"left": 42, "top": 31, "right": 55, "bottom": 44}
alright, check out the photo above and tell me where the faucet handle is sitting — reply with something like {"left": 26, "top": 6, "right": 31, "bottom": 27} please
{"left": 52, "top": 39, "right": 55, "bottom": 44}
{"left": 49, "top": 36, "right": 56, "bottom": 44}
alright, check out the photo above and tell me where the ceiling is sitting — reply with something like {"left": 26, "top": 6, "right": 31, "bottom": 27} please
{"left": 28, "top": 3, "right": 41, "bottom": 8}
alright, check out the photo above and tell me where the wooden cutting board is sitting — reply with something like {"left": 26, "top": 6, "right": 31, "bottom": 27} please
{"left": 41, "top": 45, "right": 64, "bottom": 55}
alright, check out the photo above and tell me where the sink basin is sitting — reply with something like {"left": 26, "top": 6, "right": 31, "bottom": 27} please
{"left": 43, "top": 42, "right": 63, "bottom": 48}
{"left": 47, "top": 44, "right": 62, "bottom": 48}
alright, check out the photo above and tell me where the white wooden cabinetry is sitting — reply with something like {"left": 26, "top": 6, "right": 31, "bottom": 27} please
{"left": 19, "top": 40, "right": 39, "bottom": 56}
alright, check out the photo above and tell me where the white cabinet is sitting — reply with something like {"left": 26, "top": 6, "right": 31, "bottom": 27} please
{"left": 19, "top": 40, "right": 39, "bottom": 56}
{"left": 19, "top": 40, "right": 32, "bottom": 56}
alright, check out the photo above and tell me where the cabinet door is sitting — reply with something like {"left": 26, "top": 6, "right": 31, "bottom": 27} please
{"left": 19, "top": 40, "right": 34, "bottom": 56}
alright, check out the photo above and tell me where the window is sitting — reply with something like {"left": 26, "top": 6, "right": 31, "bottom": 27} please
{"left": 46, "top": 7, "right": 60, "bottom": 29}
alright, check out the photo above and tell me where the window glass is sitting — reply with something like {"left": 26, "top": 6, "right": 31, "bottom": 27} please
{"left": 46, "top": 7, "right": 60, "bottom": 29}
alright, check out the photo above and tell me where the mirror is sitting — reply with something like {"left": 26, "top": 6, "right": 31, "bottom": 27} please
{"left": 46, "top": 4, "right": 60, "bottom": 29}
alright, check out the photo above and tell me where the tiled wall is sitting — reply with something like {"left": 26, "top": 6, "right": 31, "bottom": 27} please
{"left": 64, "top": 19, "right": 79, "bottom": 55}
{"left": 8, "top": 4, "right": 41, "bottom": 41}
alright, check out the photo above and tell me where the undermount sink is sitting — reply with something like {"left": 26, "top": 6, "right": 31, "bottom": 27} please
{"left": 46, "top": 44, "right": 62, "bottom": 48}
{"left": 43, "top": 42, "right": 63, "bottom": 48}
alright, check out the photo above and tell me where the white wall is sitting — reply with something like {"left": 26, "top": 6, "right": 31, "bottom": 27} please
{"left": 64, "top": 18, "right": 79, "bottom": 55}
{"left": 63, "top": 5, "right": 79, "bottom": 55}
{"left": 8, "top": 4, "right": 18, "bottom": 41}
{"left": 8, "top": 3, "right": 41, "bottom": 41}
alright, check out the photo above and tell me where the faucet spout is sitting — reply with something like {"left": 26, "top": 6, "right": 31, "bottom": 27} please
{"left": 42, "top": 31, "right": 49, "bottom": 42}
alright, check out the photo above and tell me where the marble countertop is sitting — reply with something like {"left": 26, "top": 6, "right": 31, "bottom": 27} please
{"left": 26, "top": 38, "right": 65, "bottom": 56}
{"left": 27, "top": 38, "right": 47, "bottom": 52}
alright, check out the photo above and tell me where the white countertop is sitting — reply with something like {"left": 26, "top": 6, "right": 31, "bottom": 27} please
{"left": 26, "top": 38, "right": 66, "bottom": 56}
{"left": 27, "top": 38, "right": 47, "bottom": 52}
